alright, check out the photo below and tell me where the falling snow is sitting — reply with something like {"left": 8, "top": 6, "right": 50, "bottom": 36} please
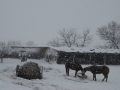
{"left": 0, "top": 59, "right": 120, "bottom": 90}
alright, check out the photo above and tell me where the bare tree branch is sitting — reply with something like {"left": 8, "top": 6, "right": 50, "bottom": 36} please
{"left": 97, "top": 21, "right": 120, "bottom": 49}
{"left": 26, "top": 41, "right": 36, "bottom": 47}
{"left": 48, "top": 28, "right": 93, "bottom": 47}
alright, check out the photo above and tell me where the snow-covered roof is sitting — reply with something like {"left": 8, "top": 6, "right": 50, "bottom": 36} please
{"left": 11, "top": 46, "right": 120, "bottom": 53}
{"left": 50, "top": 47, "right": 120, "bottom": 53}
{"left": 11, "top": 45, "right": 49, "bottom": 48}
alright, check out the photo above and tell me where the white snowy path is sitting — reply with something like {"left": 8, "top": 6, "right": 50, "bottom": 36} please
{"left": 0, "top": 59, "right": 120, "bottom": 90}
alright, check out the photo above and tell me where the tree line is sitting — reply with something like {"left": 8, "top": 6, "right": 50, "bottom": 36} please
{"left": 0, "top": 41, "right": 36, "bottom": 54}
{"left": 0, "top": 21, "right": 120, "bottom": 55}
{"left": 48, "top": 21, "right": 120, "bottom": 49}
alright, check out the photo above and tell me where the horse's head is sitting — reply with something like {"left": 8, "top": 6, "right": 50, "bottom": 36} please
{"left": 81, "top": 67, "right": 87, "bottom": 76}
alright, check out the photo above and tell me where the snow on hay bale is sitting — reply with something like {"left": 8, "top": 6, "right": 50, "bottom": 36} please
{"left": 16, "top": 62, "right": 43, "bottom": 79}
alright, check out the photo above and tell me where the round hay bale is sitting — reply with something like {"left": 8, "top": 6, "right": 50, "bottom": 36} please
{"left": 16, "top": 62, "right": 43, "bottom": 79}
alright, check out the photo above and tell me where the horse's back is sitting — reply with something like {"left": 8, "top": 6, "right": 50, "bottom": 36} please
{"left": 93, "top": 65, "right": 109, "bottom": 74}
{"left": 65, "top": 62, "right": 83, "bottom": 70}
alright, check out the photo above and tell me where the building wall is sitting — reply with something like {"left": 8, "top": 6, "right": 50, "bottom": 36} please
{"left": 56, "top": 51, "right": 120, "bottom": 65}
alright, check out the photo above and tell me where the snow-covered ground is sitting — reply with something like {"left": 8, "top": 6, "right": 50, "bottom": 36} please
{"left": 0, "top": 59, "right": 120, "bottom": 90}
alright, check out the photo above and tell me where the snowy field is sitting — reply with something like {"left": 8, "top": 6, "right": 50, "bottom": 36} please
{"left": 0, "top": 59, "right": 120, "bottom": 90}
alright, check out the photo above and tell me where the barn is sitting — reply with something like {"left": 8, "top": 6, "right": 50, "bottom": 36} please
{"left": 11, "top": 46, "right": 120, "bottom": 65}
{"left": 51, "top": 47, "right": 120, "bottom": 65}
{"left": 11, "top": 46, "right": 58, "bottom": 61}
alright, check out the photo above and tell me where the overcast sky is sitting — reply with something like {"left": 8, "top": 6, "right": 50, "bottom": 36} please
{"left": 0, "top": 0, "right": 120, "bottom": 47}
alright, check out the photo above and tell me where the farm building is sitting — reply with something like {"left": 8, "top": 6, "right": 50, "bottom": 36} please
{"left": 11, "top": 46, "right": 58, "bottom": 61}
{"left": 52, "top": 47, "right": 120, "bottom": 65}
{"left": 11, "top": 46, "right": 120, "bottom": 65}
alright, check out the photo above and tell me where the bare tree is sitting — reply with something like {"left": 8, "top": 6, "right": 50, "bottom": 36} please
{"left": 26, "top": 41, "right": 36, "bottom": 47}
{"left": 6, "top": 40, "right": 22, "bottom": 54}
{"left": 0, "top": 42, "right": 6, "bottom": 51}
{"left": 58, "top": 28, "right": 80, "bottom": 47}
{"left": 47, "top": 38, "right": 62, "bottom": 47}
{"left": 97, "top": 21, "right": 120, "bottom": 49}
{"left": 0, "top": 42, "right": 6, "bottom": 63}
{"left": 48, "top": 28, "right": 93, "bottom": 47}
{"left": 76, "top": 29, "right": 93, "bottom": 47}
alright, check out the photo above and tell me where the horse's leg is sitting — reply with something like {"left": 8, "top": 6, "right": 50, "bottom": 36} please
{"left": 106, "top": 75, "right": 108, "bottom": 82}
{"left": 102, "top": 76, "right": 105, "bottom": 82}
{"left": 75, "top": 70, "right": 78, "bottom": 77}
{"left": 66, "top": 68, "right": 69, "bottom": 76}
{"left": 93, "top": 74, "right": 94, "bottom": 80}
{"left": 66, "top": 68, "right": 67, "bottom": 75}
{"left": 66, "top": 67, "right": 67, "bottom": 75}
{"left": 104, "top": 74, "right": 108, "bottom": 82}
{"left": 95, "top": 74, "right": 97, "bottom": 81}
{"left": 66, "top": 67, "right": 68, "bottom": 76}
{"left": 102, "top": 74, "right": 106, "bottom": 82}
{"left": 68, "top": 68, "right": 70, "bottom": 76}
{"left": 93, "top": 74, "right": 96, "bottom": 81}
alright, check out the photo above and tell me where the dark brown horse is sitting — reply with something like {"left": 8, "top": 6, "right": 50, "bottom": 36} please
{"left": 82, "top": 65, "right": 109, "bottom": 82}
{"left": 65, "top": 62, "right": 83, "bottom": 77}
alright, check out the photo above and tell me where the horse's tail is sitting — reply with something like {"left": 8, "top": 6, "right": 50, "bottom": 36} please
{"left": 104, "top": 66, "right": 110, "bottom": 75}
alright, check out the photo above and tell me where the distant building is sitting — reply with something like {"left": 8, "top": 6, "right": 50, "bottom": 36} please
{"left": 11, "top": 46, "right": 120, "bottom": 65}
{"left": 11, "top": 46, "right": 58, "bottom": 60}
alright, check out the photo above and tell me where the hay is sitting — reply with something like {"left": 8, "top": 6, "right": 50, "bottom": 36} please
{"left": 16, "top": 62, "right": 43, "bottom": 79}
{"left": 77, "top": 73, "right": 87, "bottom": 79}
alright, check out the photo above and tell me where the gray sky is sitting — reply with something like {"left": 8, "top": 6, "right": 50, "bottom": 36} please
{"left": 0, "top": 0, "right": 120, "bottom": 47}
